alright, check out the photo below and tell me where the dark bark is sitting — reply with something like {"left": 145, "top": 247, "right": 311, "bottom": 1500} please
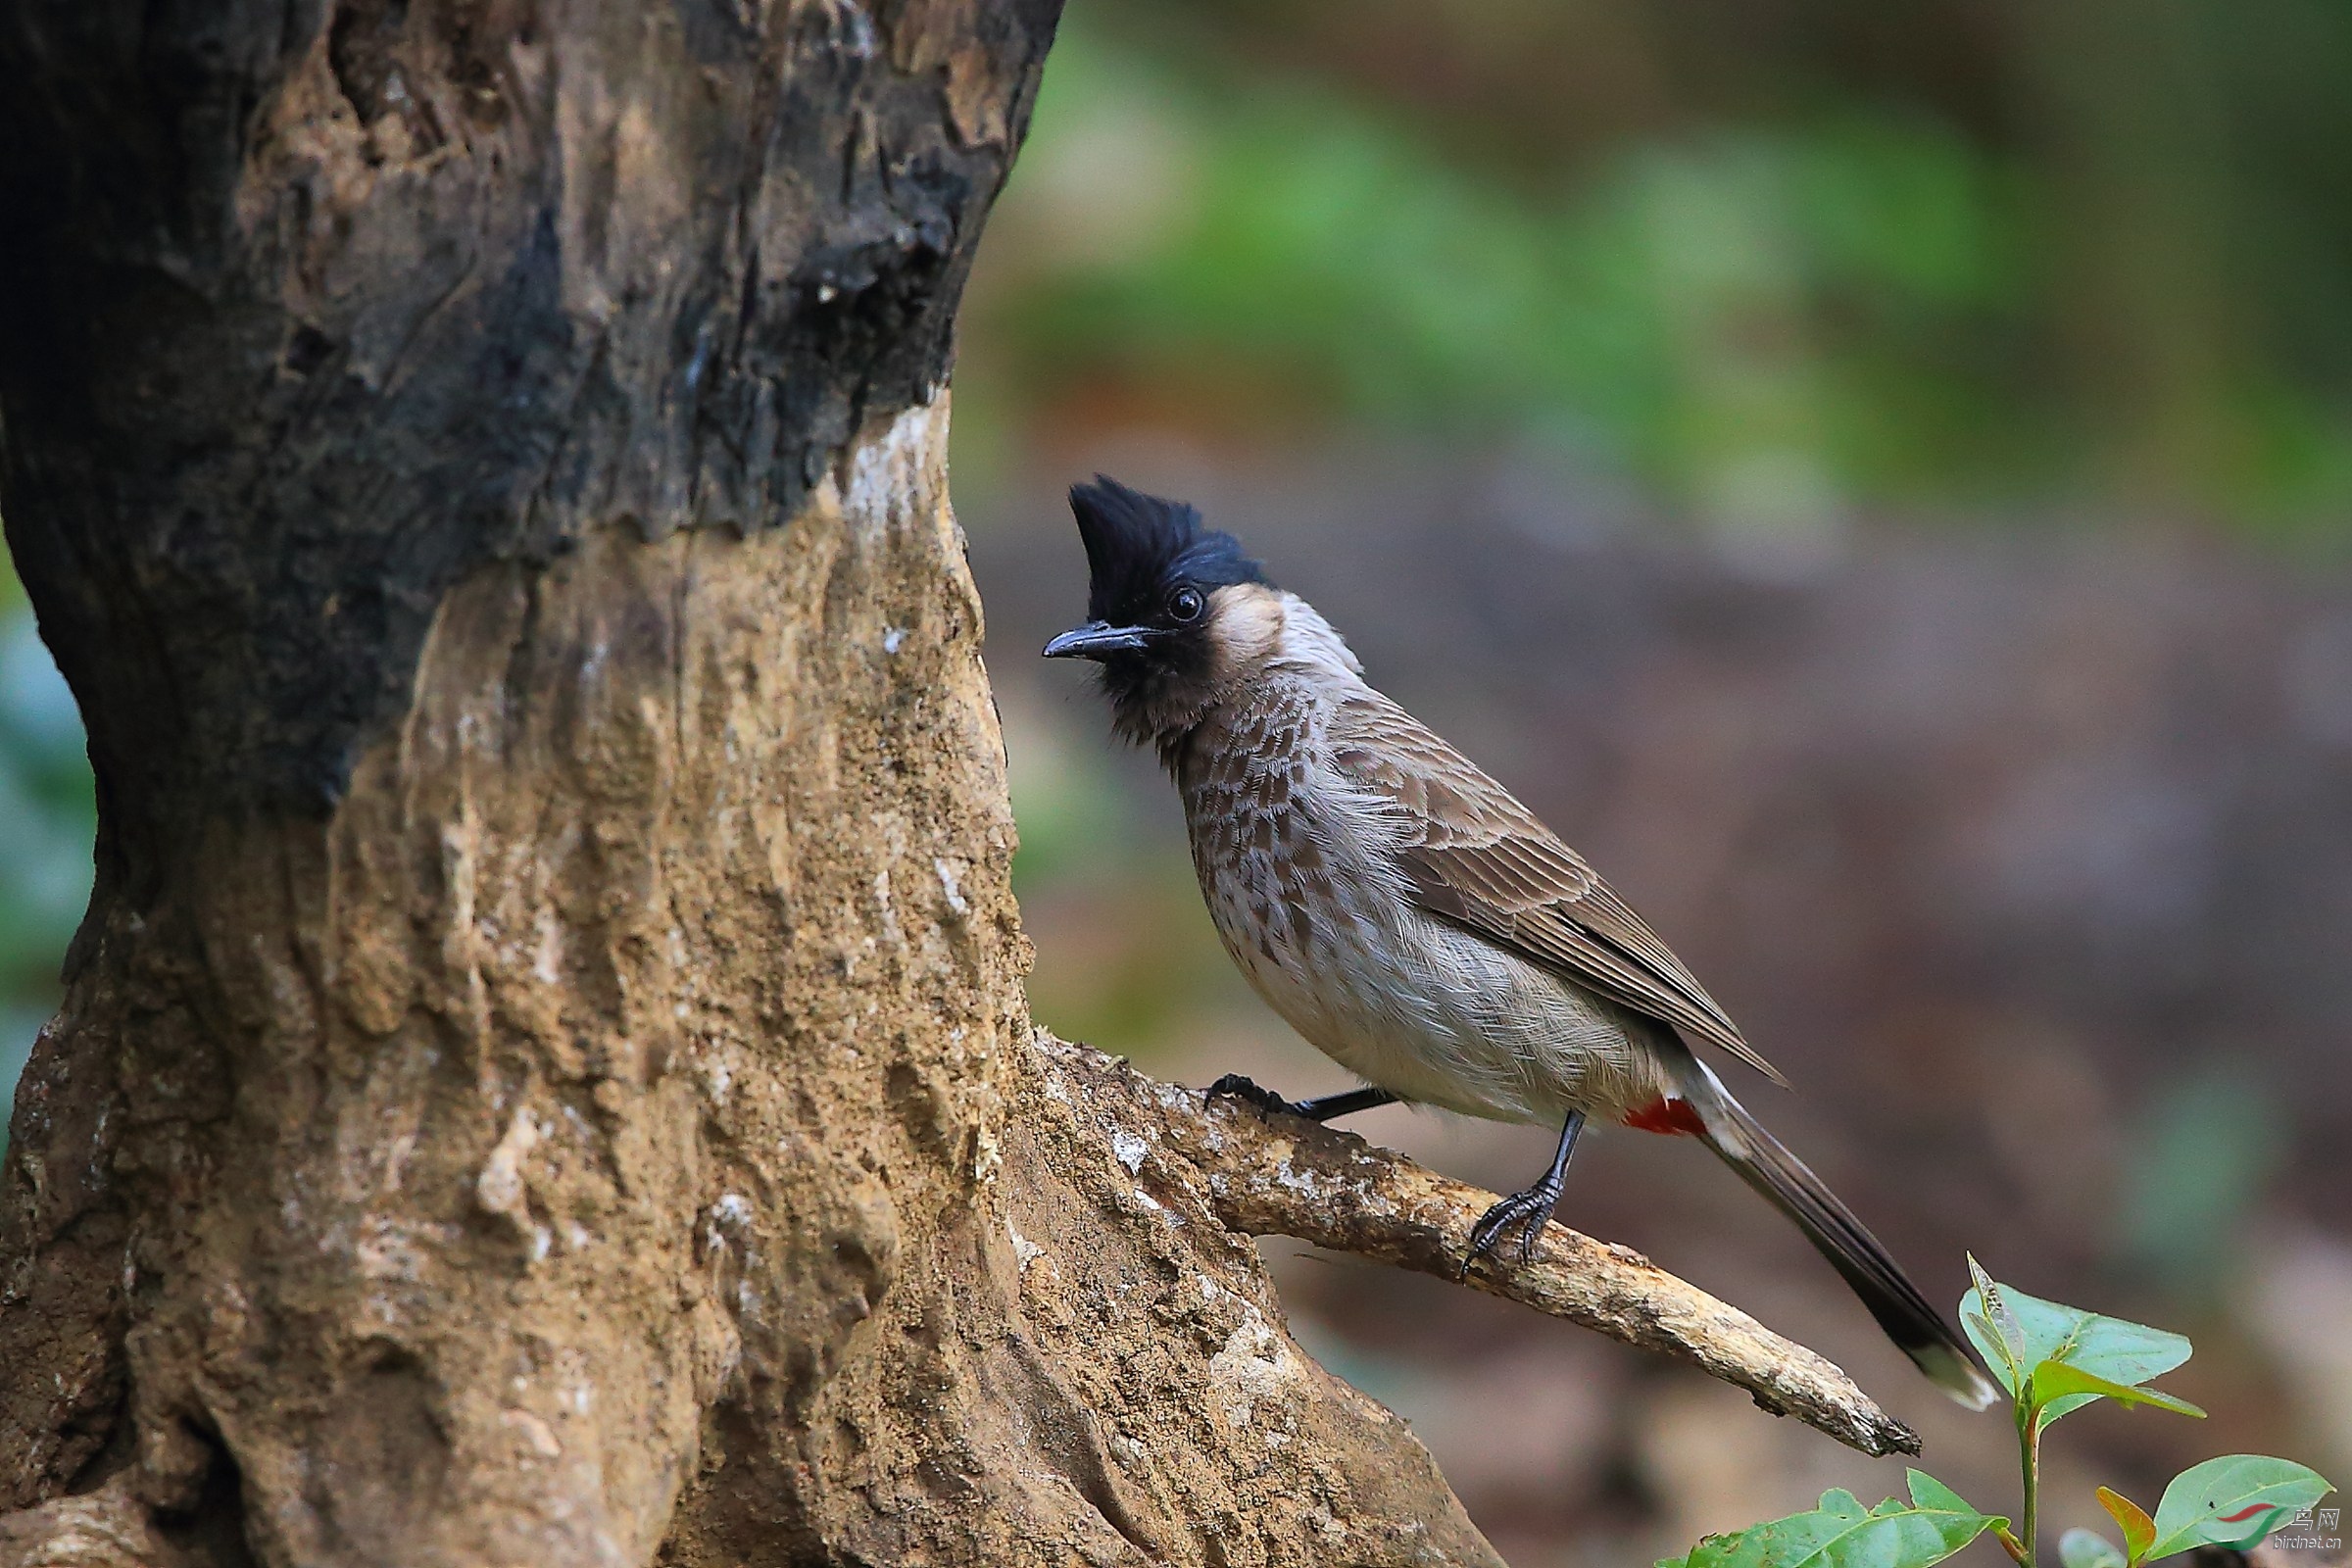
{"left": 0, "top": 0, "right": 1054, "bottom": 841}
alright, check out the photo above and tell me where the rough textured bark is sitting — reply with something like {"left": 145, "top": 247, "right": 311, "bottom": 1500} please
{"left": 0, "top": 2, "right": 1511, "bottom": 1562}
{"left": 0, "top": 3, "right": 1909, "bottom": 1564}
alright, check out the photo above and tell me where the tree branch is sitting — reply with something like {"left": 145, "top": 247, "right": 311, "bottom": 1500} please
{"left": 1039, "top": 1035, "right": 1924, "bottom": 1459}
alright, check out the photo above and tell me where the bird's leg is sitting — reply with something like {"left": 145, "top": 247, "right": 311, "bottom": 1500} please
{"left": 1463, "top": 1109, "right": 1587, "bottom": 1275}
{"left": 1293, "top": 1085, "right": 1401, "bottom": 1121}
{"left": 1205, "top": 1075, "right": 1399, "bottom": 1123}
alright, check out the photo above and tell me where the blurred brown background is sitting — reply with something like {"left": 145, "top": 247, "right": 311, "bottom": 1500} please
{"left": 3, "top": 1, "right": 2349, "bottom": 1562}
{"left": 950, "top": 2, "right": 2352, "bottom": 1562}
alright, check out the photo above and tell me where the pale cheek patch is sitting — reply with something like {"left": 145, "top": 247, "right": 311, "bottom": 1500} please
{"left": 1206, "top": 585, "right": 1286, "bottom": 684}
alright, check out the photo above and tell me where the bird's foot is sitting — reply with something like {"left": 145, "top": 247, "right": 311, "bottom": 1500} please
{"left": 1204, "top": 1073, "right": 1309, "bottom": 1119}
{"left": 1461, "top": 1180, "right": 1565, "bottom": 1277}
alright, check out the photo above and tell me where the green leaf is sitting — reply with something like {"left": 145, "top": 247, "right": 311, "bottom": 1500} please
{"left": 1956, "top": 1270, "right": 2190, "bottom": 1423}
{"left": 1663, "top": 1471, "right": 2005, "bottom": 1568}
{"left": 2096, "top": 1486, "right": 2156, "bottom": 1564}
{"left": 2144, "top": 1455, "right": 2333, "bottom": 1559}
{"left": 1964, "top": 1255, "right": 2026, "bottom": 1387}
{"left": 2029, "top": 1360, "right": 2205, "bottom": 1422}
{"left": 1903, "top": 1472, "right": 1990, "bottom": 1521}
{"left": 2060, "top": 1529, "right": 2127, "bottom": 1568}
{"left": 1961, "top": 1310, "right": 2013, "bottom": 1390}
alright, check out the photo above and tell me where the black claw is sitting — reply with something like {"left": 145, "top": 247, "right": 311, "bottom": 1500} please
{"left": 1204, "top": 1073, "right": 1306, "bottom": 1119}
{"left": 1207, "top": 1076, "right": 1402, "bottom": 1124}
{"left": 1461, "top": 1109, "right": 1585, "bottom": 1277}
{"left": 1460, "top": 1184, "right": 1563, "bottom": 1277}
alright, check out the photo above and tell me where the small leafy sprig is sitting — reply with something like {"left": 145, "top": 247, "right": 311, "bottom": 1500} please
{"left": 1658, "top": 1261, "right": 2332, "bottom": 1568}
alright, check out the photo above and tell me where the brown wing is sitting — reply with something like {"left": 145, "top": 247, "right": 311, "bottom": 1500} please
{"left": 1328, "top": 693, "right": 1788, "bottom": 1086}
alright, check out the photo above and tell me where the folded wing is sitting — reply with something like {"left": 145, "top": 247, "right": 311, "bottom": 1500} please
{"left": 1327, "top": 692, "right": 1787, "bottom": 1087}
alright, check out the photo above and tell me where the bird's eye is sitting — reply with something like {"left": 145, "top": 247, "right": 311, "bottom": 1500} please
{"left": 1168, "top": 586, "right": 1205, "bottom": 622}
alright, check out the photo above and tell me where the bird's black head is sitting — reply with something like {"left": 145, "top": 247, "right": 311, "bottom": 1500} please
{"left": 1043, "top": 476, "right": 1274, "bottom": 749}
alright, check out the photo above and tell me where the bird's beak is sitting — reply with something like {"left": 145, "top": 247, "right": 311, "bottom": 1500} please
{"left": 1042, "top": 620, "right": 1152, "bottom": 661}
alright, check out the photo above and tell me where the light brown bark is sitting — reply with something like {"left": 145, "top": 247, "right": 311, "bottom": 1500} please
{"left": 0, "top": 396, "right": 1509, "bottom": 1565}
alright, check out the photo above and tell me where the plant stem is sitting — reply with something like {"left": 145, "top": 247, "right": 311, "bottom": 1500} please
{"left": 2017, "top": 1402, "right": 2042, "bottom": 1568}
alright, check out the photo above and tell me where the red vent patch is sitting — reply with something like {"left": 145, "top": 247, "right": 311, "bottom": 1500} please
{"left": 1622, "top": 1098, "right": 1706, "bottom": 1137}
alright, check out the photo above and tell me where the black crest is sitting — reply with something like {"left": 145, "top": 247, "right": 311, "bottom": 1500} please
{"left": 1068, "top": 476, "right": 1268, "bottom": 624}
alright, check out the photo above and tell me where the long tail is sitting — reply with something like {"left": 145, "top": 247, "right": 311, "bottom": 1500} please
{"left": 1683, "top": 1073, "right": 1998, "bottom": 1410}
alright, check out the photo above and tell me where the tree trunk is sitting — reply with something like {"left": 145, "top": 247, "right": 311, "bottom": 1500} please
{"left": 0, "top": 2, "right": 1506, "bottom": 1562}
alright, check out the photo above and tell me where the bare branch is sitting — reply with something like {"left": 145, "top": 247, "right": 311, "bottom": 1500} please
{"left": 1040, "top": 1035, "right": 1924, "bottom": 1459}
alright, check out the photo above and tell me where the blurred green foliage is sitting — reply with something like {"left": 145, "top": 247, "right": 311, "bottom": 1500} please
{"left": 964, "top": 4, "right": 2352, "bottom": 532}
{"left": 0, "top": 564, "right": 94, "bottom": 1147}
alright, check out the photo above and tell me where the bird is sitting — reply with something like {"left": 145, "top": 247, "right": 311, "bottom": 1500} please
{"left": 1039, "top": 474, "right": 1998, "bottom": 1410}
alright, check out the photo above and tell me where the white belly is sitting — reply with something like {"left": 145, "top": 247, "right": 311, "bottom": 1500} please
{"left": 1192, "top": 825, "right": 1670, "bottom": 1125}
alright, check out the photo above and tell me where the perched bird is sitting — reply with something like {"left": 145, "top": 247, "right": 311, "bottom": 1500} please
{"left": 1041, "top": 475, "right": 1997, "bottom": 1409}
